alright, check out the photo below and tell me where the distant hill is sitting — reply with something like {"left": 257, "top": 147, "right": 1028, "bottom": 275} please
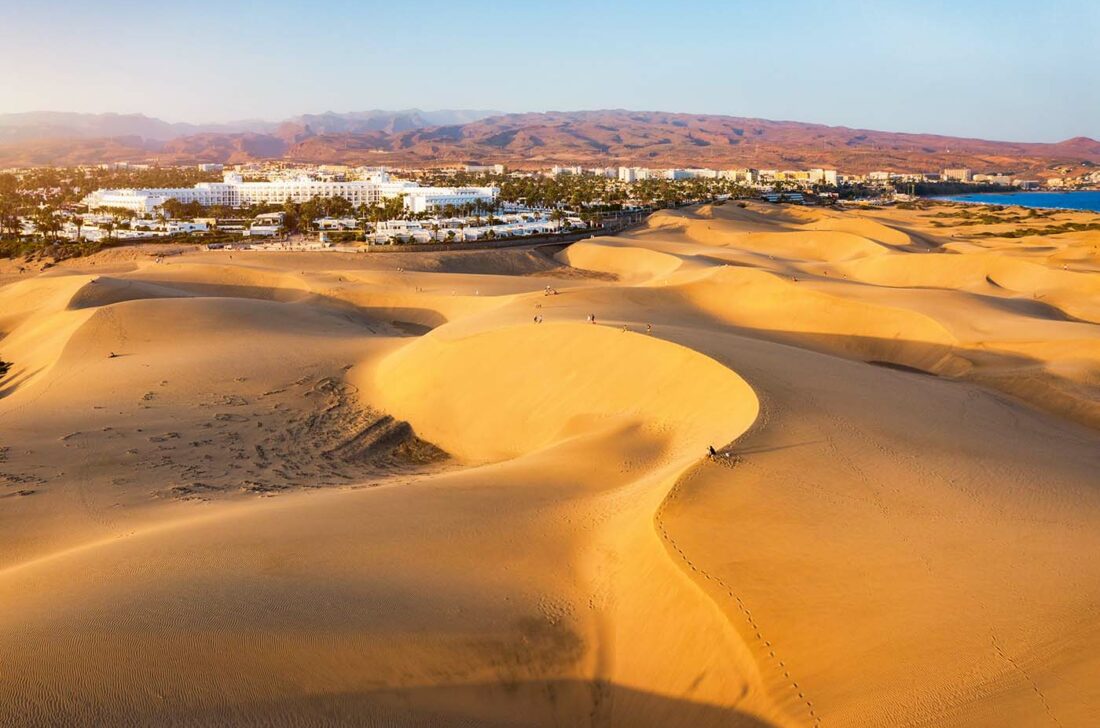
{"left": 283, "top": 109, "right": 500, "bottom": 136}
{"left": 0, "top": 109, "right": 497, "bottom": 146}
{"left": 0, "top": 111, "right": 269, "bottom": 142}
{"left": 0, "top": 109, "right": 1096, "bottom": 175}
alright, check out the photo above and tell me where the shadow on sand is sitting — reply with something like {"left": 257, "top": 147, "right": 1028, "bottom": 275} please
{"left": 56, "top": 680, "right": 778, "bottom": 728}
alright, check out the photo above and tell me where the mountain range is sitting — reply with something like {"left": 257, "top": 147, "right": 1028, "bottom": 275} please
{"left": 0, "top": 109, "right": 499, "bottom": 142}
{"left": 1, "top": 109, "right": 1097, "bottom": 175}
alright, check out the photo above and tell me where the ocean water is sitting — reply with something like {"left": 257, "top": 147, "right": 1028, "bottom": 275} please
{"left": 937, "top": 190, "right": 1100, "bottom": 212}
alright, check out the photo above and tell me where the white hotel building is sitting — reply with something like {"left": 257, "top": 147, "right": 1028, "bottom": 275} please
{"left": 82, "top": 171, "right": 498, "bottom": 215}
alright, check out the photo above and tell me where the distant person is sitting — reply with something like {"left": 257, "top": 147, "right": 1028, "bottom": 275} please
{"left": 708, "top": 445, "right": 717, "bottom": 459}
{"left": 646, "top": 323, "right": 653, "bottom": 335}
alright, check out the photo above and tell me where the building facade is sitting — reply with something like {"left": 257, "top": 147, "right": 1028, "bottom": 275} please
{"left": 943, "top": 168, "right": 974, "bottom": 182}
{"left": 82, "top": 171, "right": 498, "bottom": 215}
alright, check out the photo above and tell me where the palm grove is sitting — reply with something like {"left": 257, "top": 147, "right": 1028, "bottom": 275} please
{"left": 1, "top": 165, "right": 763, "bottom": 260}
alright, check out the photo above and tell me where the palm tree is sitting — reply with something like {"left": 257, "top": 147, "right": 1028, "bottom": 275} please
{"left": 32, "top": 206, "right": 60, "bottom": 242}
{"left": 550, "top": 209, "right": 565, "bottom": 230}
{"left": 72, "top": 215, "right": 84, "bottom": 242}
{"left": 0, "top": 197, "right": 20, "bottom": 238}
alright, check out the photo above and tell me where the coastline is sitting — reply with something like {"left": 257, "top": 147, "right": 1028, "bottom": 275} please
{"left": 931, "top": 189, "right": 1100, "bottom": 212}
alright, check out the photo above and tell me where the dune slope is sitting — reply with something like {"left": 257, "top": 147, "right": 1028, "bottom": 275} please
{"left": 2, "top": 200, "right": 1099, "bottom": 726}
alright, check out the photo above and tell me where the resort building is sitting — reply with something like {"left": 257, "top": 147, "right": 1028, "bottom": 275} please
{"left": 81, "top": 171, "right": 498, "bottom": 215}
{"left": 943, "top": 168, "right": 974, "bottom": 182}
{"left": 618, "top": 167, "right": 653, "bottom": 183}
{"left": 808, "top": 168, "right": 839, "bottom": 186}
{"left": 464, "top": 164, "right": 506, "bottom": 174}
{"left": 973, "top": 173, "right": 1014, "bottom": 185}
{"left": 662, "top": 168, "right": 720, "bottom": 180}
{"left": 719, "top": 168, "right": 759, "bottom": 184}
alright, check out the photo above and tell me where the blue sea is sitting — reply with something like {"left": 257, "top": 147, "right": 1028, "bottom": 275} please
{"left": 937, "top": 190, "right": 1100, "bottom": 212}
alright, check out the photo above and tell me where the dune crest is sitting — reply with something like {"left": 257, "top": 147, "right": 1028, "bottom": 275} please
{"left": 367, "top": 322, "right": 758, "bottom": 461}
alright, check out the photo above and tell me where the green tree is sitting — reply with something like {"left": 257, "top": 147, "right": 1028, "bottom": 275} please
{"left": 32, "top": 206, "right": 61, "bottom": 242}
{"left": 379, "top": 194, "right": 405, "bottom": 222}
{"left": 0, "top": 196, "right": 21, "bottom": 238}
{"left": 299, "top": 197, "right": 322, "bottom": 232}
{"left": 281, "top": 198, "right": 300, "bottom": 233}
{"left": 325, "top": 195, "right": 354, "bottom": 218}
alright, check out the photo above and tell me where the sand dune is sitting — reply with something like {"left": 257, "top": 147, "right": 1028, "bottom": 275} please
{"left": 2, "top": 200, "right": 1100, "bottom": 726}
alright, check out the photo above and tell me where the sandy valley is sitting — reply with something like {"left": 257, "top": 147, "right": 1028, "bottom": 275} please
{"left": 2, "top": 200, "right": 1099, "bottom": 727}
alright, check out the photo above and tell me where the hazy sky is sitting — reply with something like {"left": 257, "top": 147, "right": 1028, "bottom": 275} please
{"left": 1, "top": 0, "right": 1097, "bottom": 142}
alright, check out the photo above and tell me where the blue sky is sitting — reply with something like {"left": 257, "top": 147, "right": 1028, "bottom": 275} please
{"left": 1, "top": 0, "right": 1097, "bottom": 141}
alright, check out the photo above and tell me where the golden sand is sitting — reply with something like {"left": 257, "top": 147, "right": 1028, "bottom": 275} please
{"left": 1, "top": 201, "right": 1099, "bottom": 726}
